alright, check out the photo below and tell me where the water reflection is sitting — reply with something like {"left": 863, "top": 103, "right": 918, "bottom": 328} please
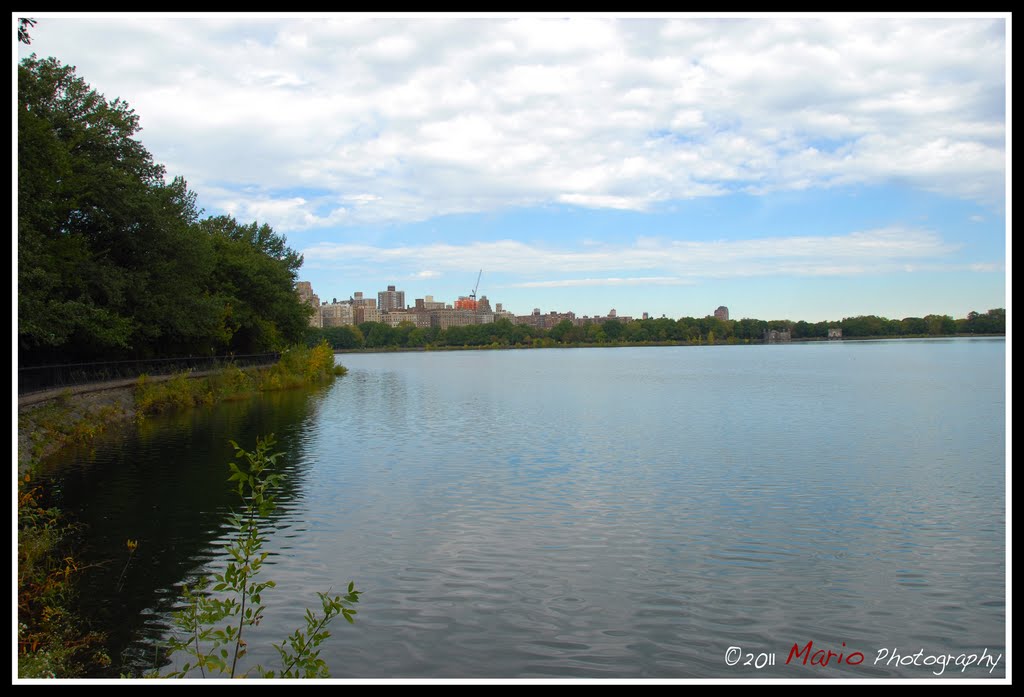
{"left": 38, "top": 340, "right": 1005, "bottom": 679}
{"left": 36, "top": 385, "right": 332, "bottom": 675}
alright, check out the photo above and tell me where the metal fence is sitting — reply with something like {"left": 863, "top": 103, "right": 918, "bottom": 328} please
{"left": 17, "top": 353, "right": 280, "bottom": 396}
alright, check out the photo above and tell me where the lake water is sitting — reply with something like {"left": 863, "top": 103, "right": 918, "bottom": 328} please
{"left": 37, "top": 338, "right": 1007, "bottom": 679}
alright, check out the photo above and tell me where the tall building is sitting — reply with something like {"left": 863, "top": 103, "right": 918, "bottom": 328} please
{"left": 352, "top": 292, "right": 376, "bottom": 309}
{"left": 415, "top": 295, "right": 446, "bottom": 312}
{"left": 494, "top": 303, "right": 515, "bottom": 321}
{"left": 378, "top": 285, "right": 406, "bottom": 312}
{"left": 430, "top": 308, "right": 480, "bottom": 329}
{"left": 574, "top": 310, "right": 633, "bottom": 326}
{"left": 715, "top": 306, "right": 729, "bottom": 322}
{"left": 354, "top": 306, "right": 381, "bottom": 324}
{"left": 381, "top": 310, "right": 421, "bottom": 327}
{"left": 321, "top": 301, "right": 354, "bottom": 327}
{"left": 296, "top": 281, "right": 321, "bottom": 328}
{"left": 515, "top": 309, "right": 576, "bottom": 329}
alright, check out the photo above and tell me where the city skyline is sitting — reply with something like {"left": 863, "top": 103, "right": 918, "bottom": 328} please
{"left": 300, "top": 277, "right": 997, "bottom": 327}
{"left": 17, "top": 14, "right": 1008, "bottom": 323}
{"left": 302, "top": 279, "right": 630, "bottom": 319}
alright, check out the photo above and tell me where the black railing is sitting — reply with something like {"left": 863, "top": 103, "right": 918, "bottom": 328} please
{"left": 17, "top": 353, "right": 280, "bottom": 396}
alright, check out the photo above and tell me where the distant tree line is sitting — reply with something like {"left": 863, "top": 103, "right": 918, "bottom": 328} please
{"left": 306, "top": 308, "right": 1005, "bottom": 351}
{"left": 18, "top": 51, "right": 312, "bottom": 366}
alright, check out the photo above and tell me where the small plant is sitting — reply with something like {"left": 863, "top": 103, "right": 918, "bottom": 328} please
{"left": 162, "top": 435, "right": 360, "bottom": 679}
{"left": 116, "top": 540, "right": 138, "bottom": 593}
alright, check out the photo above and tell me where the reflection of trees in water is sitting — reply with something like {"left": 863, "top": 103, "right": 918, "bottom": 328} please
{"left": 37, "top": 385, "right": 332, "bottom": 677}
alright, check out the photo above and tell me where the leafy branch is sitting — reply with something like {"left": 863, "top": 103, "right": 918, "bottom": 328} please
{"left": 162, "top": 435, "right": 360, "bottom": 679}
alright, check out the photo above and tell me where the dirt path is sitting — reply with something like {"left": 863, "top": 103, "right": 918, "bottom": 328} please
{"left": 17, "top": 368, "right": 233, "bottom": 408}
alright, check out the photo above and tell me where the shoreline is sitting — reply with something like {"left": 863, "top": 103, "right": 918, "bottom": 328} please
{"left": 17, "top": 368, "right": 265, "bottom": 473}
{"left": 16, "top": 343, "right": 341, "bottom": 474}
{"left": 17, "top": 385, "right": 138, "bottom": 476}
{"left": 331, "top": 332, "right": 1006, "bottom": 355}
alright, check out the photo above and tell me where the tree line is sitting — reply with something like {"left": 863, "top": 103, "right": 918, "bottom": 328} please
{"left": 18, "top": 50, "right": 312, "bottom": 366}
{"left": 307, "top": 308, "right": 1005, "bottom": 351}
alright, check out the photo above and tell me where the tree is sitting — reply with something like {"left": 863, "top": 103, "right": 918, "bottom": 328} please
{"left": 623, "top": 320, "right": 647, "bottom": 342}
{"left": 18, "top": 55, "right": 192, "bottom": 361}
{"left": 792, "top": 320, "right": 812, "bottom": 339}
{"left": 958, "top": 308, "right": 1005, "bottom": 335}
{"left": 901, "top": 317, "right": 927, "bottom": 335}
{"left": 18, "top": 54, "right": 314, "bottom": 363}
{"left": 199, "top": 216, "right": 310, "bottom": 354}
{"left": 601, "top": 319, "right": 623, "bottom": 341}
{"left": 924, "top": 314, "right": 955, "bottom": 336}
{"left": 364, "top": 323, "right": 395, "bottom": 348}
{"left": 310, "top": 325, "right": 364, "bottom": 350}
{"left": 650, "top": 317, "right": 678, "bottom": 341}
{"left": 19, "top": 18, "right": 36, "bottom": 44}
{"left": 586, "top": 323, "right": 607, "bottom": 344}
{"left": 982, "top": 308, "right": 1006, "bottom": 333}
{"left": 548, "top": 320, "right": 574, "bottom": 343}
{"left": 733, "top": 318, "right": 766, "bottom": 342}
{"left": 405, "top": 326, "right": 428, "bottom": 348}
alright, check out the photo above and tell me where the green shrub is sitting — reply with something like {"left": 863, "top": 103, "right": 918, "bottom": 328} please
{"left": 135, "top": 343, "right": 346, "bottom": 417}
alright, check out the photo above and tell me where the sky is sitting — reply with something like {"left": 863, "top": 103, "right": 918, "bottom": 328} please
{"left": 14, "top": 13, "right": 1009, "bottom": 322}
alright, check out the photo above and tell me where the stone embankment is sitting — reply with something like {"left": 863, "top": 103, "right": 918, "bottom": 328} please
{"left": 17, "top": 369, "right": 229, "bottom": 474}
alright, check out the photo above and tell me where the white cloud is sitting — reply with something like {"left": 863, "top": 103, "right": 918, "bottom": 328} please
{"left": 969, "top": 262, "right": 1003, "bottom": 272}
{"left": 20, "top": 15, "right": 1007, "bottom": 229}
{"left": 216, "top": 194, "right": 349, "bottom": 230}
{"left": 558, "top": 193, "right": 651, "bottom": 210}
{"left": 358, "top": 34, "right": 418, "bottom": 62}
{"left": 302, "top": 227, "right": 960, "bottom": 279}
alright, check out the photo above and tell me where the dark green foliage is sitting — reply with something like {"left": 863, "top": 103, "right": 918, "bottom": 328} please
{"left": 18, "top": 55, "right": 157, "bottom": 359}
{"left": 363, "top": 322, "right": 397, "bottom": 348}
{"left": 792, "top": 320, "right": 829, "bottom": 339}
{"left": 956, "top": 308, "right": 1005, "bottom": 334}
{"left": 18, "top": 55, "right": 311, "bottom": 364}
{"left": 307, "top": 324, "right": 365, "bottom": 350}
{"left": 199, "top": 216, "right": 310, "bottom": 354}
{"left": 601, "top": 318, "right": 624, "bottom": 340}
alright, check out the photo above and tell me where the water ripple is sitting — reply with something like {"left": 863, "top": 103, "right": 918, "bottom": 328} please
{"left": 39, "top": 341, "right": 1006, "bottom": 678}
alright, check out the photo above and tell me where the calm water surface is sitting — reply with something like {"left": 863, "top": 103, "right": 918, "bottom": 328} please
{"left": 39, "top": 339, "right": 1006, "bottom": 679}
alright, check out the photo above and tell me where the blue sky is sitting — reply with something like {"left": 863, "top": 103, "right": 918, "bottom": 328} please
{"left": 15, "top": 13, "right": 1008, "bottom": 322}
